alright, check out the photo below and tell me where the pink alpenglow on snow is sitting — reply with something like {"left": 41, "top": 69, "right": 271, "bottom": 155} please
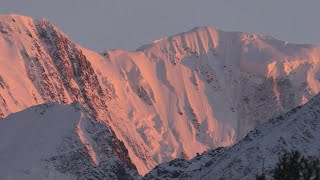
{"left": 1, "top": 14, "right": 320, "bottom": 178}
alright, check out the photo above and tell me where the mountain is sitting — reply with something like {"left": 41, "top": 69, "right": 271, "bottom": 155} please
{"left": 144, "top": 93, "right": 320, "bottom": 179}
{"left": 1, "top": 14, "right": 320, "bottom": 175}
{"left": 0, "top": 103, "right": 139, "bottom": 180}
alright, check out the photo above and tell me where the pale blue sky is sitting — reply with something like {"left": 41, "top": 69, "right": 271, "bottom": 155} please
{"left": 1, "top": 0, "right": 319, "bottom": 51}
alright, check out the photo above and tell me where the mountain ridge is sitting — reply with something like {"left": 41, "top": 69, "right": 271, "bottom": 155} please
{"left": 1, "top": 14, "right": 320, "bottom": 176}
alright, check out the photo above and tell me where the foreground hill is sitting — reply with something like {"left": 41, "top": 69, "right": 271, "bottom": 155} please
{"left": 144, "top": 93, "right": 320, "bottom": 179}
{"left": 1, "top": 14, "right": 320, "bottom": 174}
{"left": 0, "top": 103, "right": 138, "bottom": 179}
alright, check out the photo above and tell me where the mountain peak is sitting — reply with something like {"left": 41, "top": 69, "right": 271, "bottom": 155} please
{"left": 0, "top": 14, "right": 63, "bottom": 37}
{"left": 0, "top": 14, "right": 33, "bottom": 21}
{"left": 0, "top": 14, "right": 52, "bottom": 24}
{"left": 189, "top": 25, "right": 219, "bottom": 32}
{"left": 136, "top": 25, "right": 276, "bottom": 53}
{"left": 136, "top": 26, "right": 221, "bottom": 51}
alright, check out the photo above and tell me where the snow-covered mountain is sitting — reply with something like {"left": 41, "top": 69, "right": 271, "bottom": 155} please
{"left": 144, "top": 92, "right": 320, "bottom": 179}
{"left": 1, "top": 14, "right": 320, "bottom": 175}
{"left": 0, "top": 103, "right": 138, "bottom": 180}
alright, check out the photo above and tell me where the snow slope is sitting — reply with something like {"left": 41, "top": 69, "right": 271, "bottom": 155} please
{"left": 87, "top": 27, "right": 320, "bottom": 173}
{"left": 1, "top": 14, "right": 320, "bottom": 174}
{"left": 0, "top": 103, "right": 138, "bottom": 180}
{"left": 144, "top": 92, "right": 320, "bottom": 179}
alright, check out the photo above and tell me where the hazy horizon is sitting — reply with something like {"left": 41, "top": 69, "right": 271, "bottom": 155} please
{"left": 1, "top": 0, "right": 320, "bottom": 51}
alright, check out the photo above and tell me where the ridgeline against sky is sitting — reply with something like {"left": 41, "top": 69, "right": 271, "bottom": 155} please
{"left": 1, "top": 0, "right": 320, "bottom": 51}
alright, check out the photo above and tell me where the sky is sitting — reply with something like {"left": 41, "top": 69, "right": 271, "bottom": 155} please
{"left": 1, "top": 0, "right": 320, "bottom": 52}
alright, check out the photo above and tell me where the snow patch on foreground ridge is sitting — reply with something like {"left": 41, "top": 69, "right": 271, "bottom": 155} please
{"left": 144, "top": 93, "right": 320, "bottom": 179}
{"left": 77, "top": 113, "right": 100, "bottom": 166}
{"left": 0, "top": 103, "right": 138, "bottom": 180}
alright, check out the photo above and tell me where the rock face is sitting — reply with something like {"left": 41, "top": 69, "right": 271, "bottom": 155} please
{"left": 1, "top": 14, "right": 320, "bottom": 174}
{"left": 144, "top": 93, "right": 320, "bottom": 180}
{"left": 0, "top": 103, "right": 138, "bottom": 180}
